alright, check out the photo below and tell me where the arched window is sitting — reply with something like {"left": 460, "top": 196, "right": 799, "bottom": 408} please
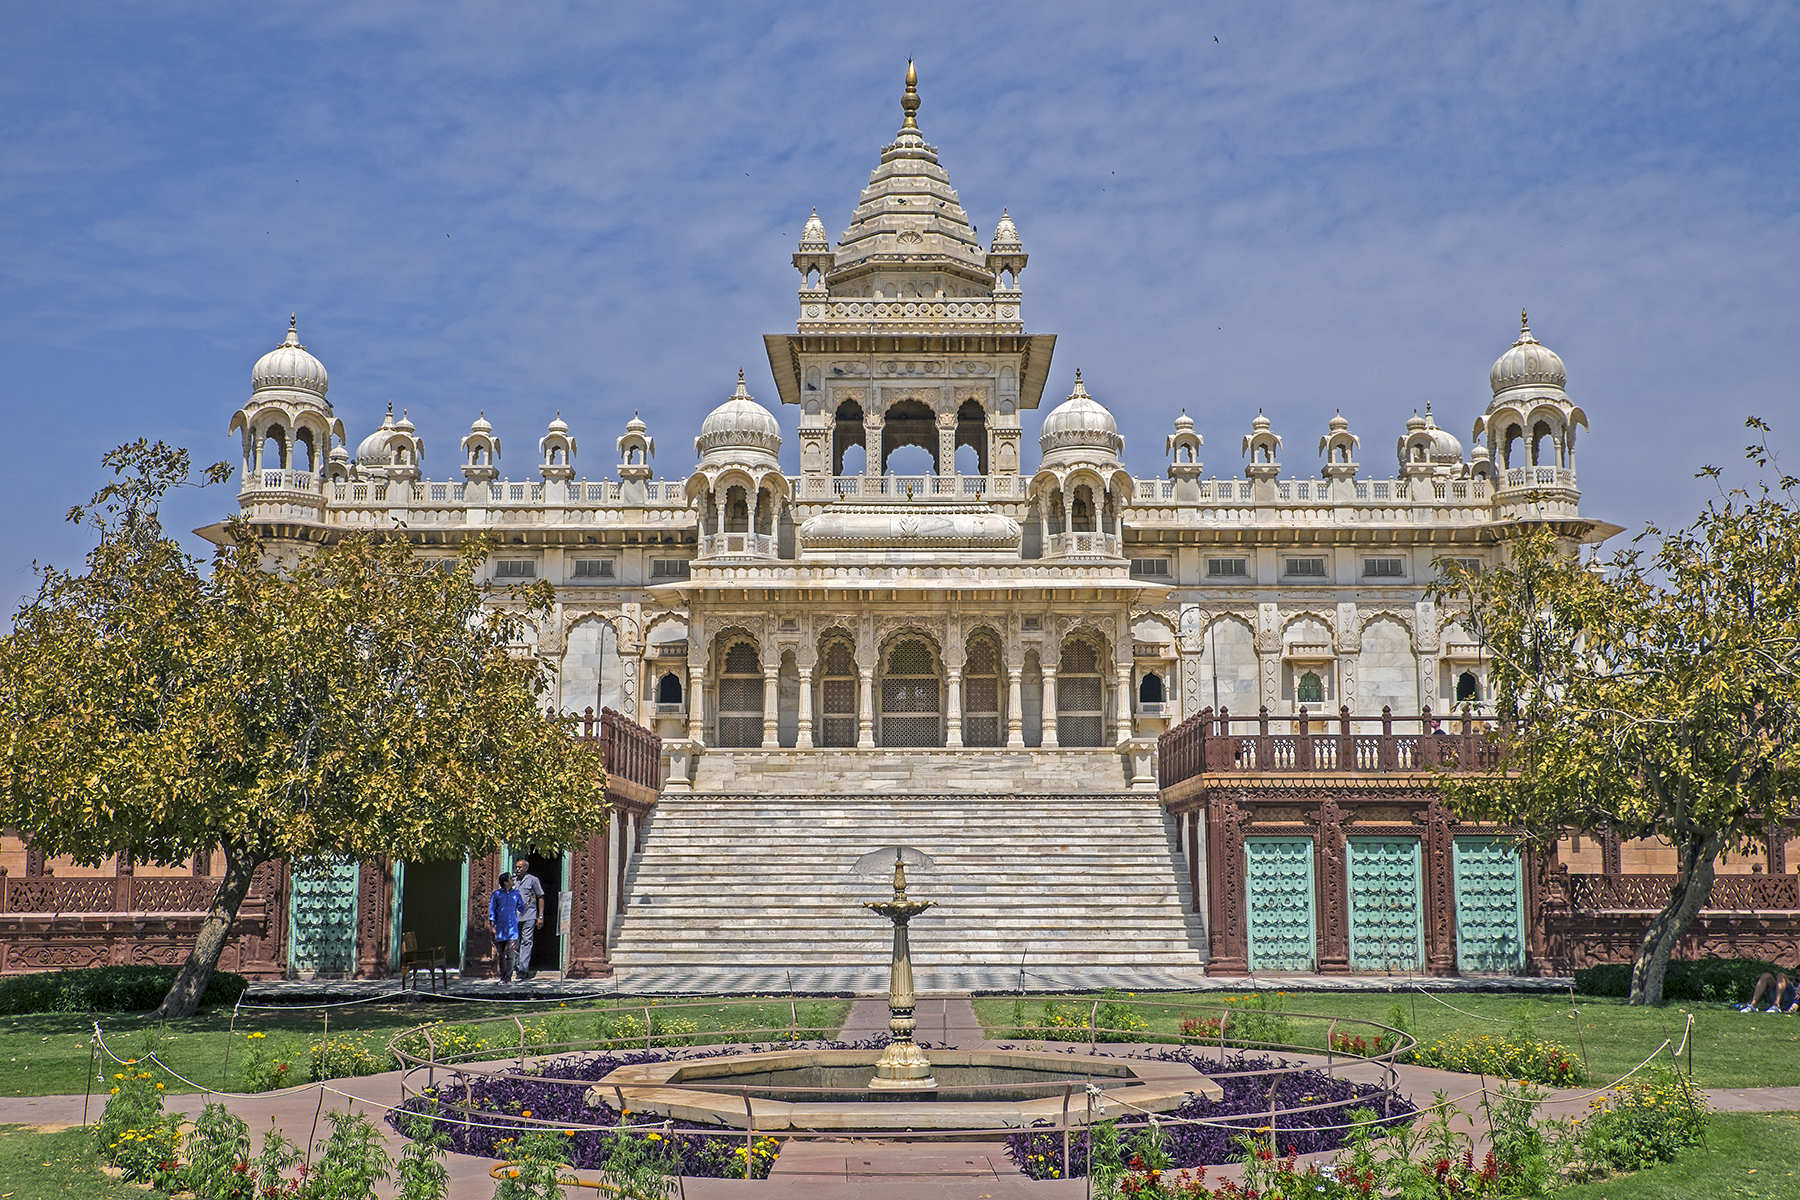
{"left": 1531, "top": 421, "right": 1555, "bottom": 468}
{"left": 716, "top": 640, "right": 762, "bottom": 747}
{"left": 1297, "top": 671, "right": 1324, "bottom": 706}
{"left": 656, "top": 673, "right": 683, "bottom": 705}
{"left": 963, "top": 632, "right": 1003, "bottom": 746}
{"left": 1057, "top": 639, "right": 1105, "bottom": 747}
{"left": 1456, "top": 671, "right": 1481, "bottom": 704}
{"left": 1071, "top": 486, "right": 1096, "bottom": 532}
{"left": 833, "top": 399, "right": 866, "bottom": 476}
{"left": 817, "top": 639, "right": 858, "bottom": 747}
{"left": 724, "top": 486, "right": 750, "bottom": 533}
{"left": 879, "top": 637, "right": 941, "bottom": 747}
{"left": 1138, "top": 672, "right": 1165, "bottom": 705}
{"left": 261, "top": 427, "right": 287, "bottom": 471}
{"left": 955, "top": 398, "right": 988, "bottom": 475}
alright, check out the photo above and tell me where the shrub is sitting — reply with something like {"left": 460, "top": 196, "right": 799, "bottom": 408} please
{"left": 181, "top": 1102, "right": 253, "bottom": 1200}
{"left": 1218, "top": 991, "right": 1296, "bottom": 1049}
{"left": 395, "top": 1110, "right": 451, "bottom": 1200}
{"left": 1574, "top": 956, "right": 1789, "bottom": 1002}
{"left": 310, "top": 1033, "right": 396, "bottom": 1079}
{"left": 1330, "top": 1031, "right": 1399, "bottom": 1057}
{"left": 239, "top": 1032, "right": 303, "bottom": 1092}
{"left": 1568, "top": 1068, "right": 1708, "bottom": 1174}
{"left": 1404, "top": 1029, "right": 1582, "bottom": 1085}
{"left": 95, "top": 1059, "right": 184, "bottom": 1188}
{"left": 307, "top": 1109, "right": 392, "bottom": 1199}
{"left": 1020, "top": 989, "right": 1151, "bottom": 1043}
{"left": 0, "top": 964, "right": 247, "bottom": 1015}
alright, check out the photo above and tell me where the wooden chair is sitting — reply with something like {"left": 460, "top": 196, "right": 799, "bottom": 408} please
{"left": 400, "top": 932, "right": 449, "bottom": 991}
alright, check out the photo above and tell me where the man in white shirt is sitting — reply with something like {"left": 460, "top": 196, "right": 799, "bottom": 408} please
{"left": 512, "top": 857, "right": 547, "bottom": 979}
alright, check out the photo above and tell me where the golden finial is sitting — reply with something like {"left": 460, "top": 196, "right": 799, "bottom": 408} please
{"left": 901, "top": 59, "right": 920, "bottom": 129}
{"left": 1520, "top": 308, "right": 1530, "bottom": 333}
{"left": 738, "top": 367, "right": 746, "bottom": 385}
{"left": 289, "top": 312, "right": 297, "bottom": 331}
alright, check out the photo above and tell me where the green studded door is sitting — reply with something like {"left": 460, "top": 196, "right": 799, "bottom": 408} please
{"left": 1453, "top": 837, "right": 1525, "bottom": 973}
{"left": 1347, "top": 837, "right": 1424, "bottom": 971}
{"left": 288, "top": 859, "right": 360, "bottom": 976}
{"left": 1245, "top": 837, "right": 1316, "bottom": 971}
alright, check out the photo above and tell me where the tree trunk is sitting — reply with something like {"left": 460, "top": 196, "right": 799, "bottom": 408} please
{"left": 153, "top": 844, "right": 262, "bottom": 1020}
{"left": 1628, "top": 830, "right": 1722, "bottom": 1007}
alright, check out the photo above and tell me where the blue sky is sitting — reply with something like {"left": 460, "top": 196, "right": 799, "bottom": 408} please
{"left": 3, "top": 1, "right": 1797, "bottom": 610}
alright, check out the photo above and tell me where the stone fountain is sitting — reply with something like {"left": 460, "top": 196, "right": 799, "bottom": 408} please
{"left": 587, "top": 846, "right": 1221, "bottom": 1132}
{"left": 864, "top": 848, "right": 936, "bottom": 1091}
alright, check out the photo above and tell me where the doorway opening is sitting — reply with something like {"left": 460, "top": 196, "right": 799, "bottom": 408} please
{"left": 400, "top": 859, "right": 465, "bottom": 971}
{"left": 517, "top": 850, "right": 567, "bottom": 974}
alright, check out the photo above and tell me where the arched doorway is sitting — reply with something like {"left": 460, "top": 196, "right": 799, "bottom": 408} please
{"left": 817, "top": 637, "right": 858, "bottom": 748}
{"left": 715, "top": 639, "right": 763, "bottom": 748}
{"left": 962, "top": 631, "right": 1003, "bottom": 747}
{"left": 1057, "top": 638, "right": 1106, "bottom": 747}
{"left": 879, "top": 637, "right": 942, "bottom": 747}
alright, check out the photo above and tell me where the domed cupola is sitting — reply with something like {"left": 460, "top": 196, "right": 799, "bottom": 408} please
{"left": 1421, "top": 404, "right": 1464, "bottom": 463}
{"left": 793, "top": 208, "right": 832, "bottom": 285}
{"left": 695, "top": 370, "right": 782, "bottom": 467}
{"left": 251, "top": 314, "right": 330, "bottom": 400}
{"left": 1038, "top": 370, "right": 1123, "bottom": 465}
{"left": 986, "top": 208, "right": 1027, "bottom": 285}
{"left": 355, "top": 402, "right": 424, "bottom": 479}
{"left": 1489, "top": 309, "right": 1567, "bottom": 397}
{"left": 355, "top": 404, "right": 398, "bottom": 467}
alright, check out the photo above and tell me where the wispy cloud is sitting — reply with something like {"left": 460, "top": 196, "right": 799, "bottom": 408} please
{"left": 2, "top": 1, "right": 1797, "bottom": 609}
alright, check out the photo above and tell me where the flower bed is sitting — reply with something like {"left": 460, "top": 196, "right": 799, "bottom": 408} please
{"left": 389, "top": 1041, "right": 884, "bottom": 1181}
{"left": 1005, "top": 1050, "right": 1415, "bottom": 1180}
{"left": 1403, "top": 1030, "right": 1582, "bottom": 1086}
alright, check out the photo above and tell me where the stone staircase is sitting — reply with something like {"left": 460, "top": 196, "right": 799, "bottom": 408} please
{"left": 608, "top": 791, "right": 1209, "bottom": 991}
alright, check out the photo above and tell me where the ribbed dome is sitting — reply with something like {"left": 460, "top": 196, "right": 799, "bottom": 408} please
{"left": 252, "top": 315, "right": 328, "bottom": 397}
{"left": 797, "top": 208, "right": 829, "bottom": 252}
{"left": 1421, "top": 406, "right": 1463, "bottom": 462}
{"left": 1490, "top": 310, "right": 1567, "bottom": 395}
{"left": 356, "top": 406, "right": 399, "bottom": 465}
{"left": 1039, "top": 370, "right": 1123, "bottom": 457}
{"left": 695, "top": 371, "right": 781, "bottom": 461}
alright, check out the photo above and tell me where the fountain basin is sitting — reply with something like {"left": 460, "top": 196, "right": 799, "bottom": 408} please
{"left": 586, "top": 1048, "right": 1222, "bottom": 1132}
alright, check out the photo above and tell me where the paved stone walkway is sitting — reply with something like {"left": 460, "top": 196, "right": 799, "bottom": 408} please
{"left": 8, "top": 996, "right": 1792, "bottom": 1199}
{"left": 248, "top": 970, "right": 1577, "bottom": 1002}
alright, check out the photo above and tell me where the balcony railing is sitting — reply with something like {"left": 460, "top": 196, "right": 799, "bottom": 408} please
{"left": 246, "top": 469, "right": 319, "bottom": 493}
{"left": 1157, "top": 705, "right": 1506, "bottom": 787}
{"left": 576, "top": 706, "right": 661, "bottom": 792}
{"left": 1499, "top": 466, "right": 1577, "bottom": 491}
{"left": 699, "top": 532, "right": 776, "bottom": 558}
{"left": 1567, "top": 873, "right": 1800, "bottom": 913}
{"left": 1044, "top": 530, "right": 1121, "bottom": 558}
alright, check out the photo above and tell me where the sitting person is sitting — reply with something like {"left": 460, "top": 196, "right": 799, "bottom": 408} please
{"left": 1739, "top": 970, "right": 1797, "bottom": 1013}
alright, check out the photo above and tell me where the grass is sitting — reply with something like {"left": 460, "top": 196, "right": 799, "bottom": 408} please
{"left": 2, "top": 994, "right": 850, "bottom": 1098}
{"left": 972, "top": 990, "right": 1800, "bottom": 1089}
{"left": 0, "top": 1123, "right": 144, "bottom": 1200}
{"left": 1551, "top": 1111, "right": 1800, "bottom": 1199}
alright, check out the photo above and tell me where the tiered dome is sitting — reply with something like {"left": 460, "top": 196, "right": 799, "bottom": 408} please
{"left": 1039, "top": 370, "right": 1122, "bottom": 457}
{"left": 356, "top": 405, "right": 399, "bottom": 465}
{"left": 1420, "top": 405, "right": 1464, "bottom": 462}
{"left": 695, "top": 371, "right": 782, "bottom": 463}
{"left": 989, "top": 209, "right": 1022, "bottom": 254}
{"left": 1489, "top": 310, "right": 1567, "bottom": 395}
{"left": 251, "top": 315, "right": 329, "bottom": 397}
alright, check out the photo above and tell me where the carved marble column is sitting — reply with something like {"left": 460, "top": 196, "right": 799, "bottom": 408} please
{"left": 1040, "top": 666, "right": 1060, "bottom": 749}
{"left": 864, "top": 416, "right": 884, "bottom": 477}
{"left": 761, "top": 662, "right": 780, "bottom": 748}
{"left": 686, "top": 663, "right": 705, "bottom": 743}
{"left": 937, "top": 413, "right": 956, "bottom": 477}
{"left": 945, "top": 667, "right": 964, "bottom": 748}
{"left": 857, "top": 667, "right": 876, "bottom": 748}
{"left": 1005, "top": 668, "right": 1025, "bottom": 748}
{"left": 1114, "top": 664, "right": 1133, "bottom": 744}
{"left": 796, "top": 665, "right": 815, "bottom": 748}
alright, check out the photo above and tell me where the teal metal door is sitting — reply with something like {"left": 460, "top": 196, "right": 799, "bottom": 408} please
{"left": 1453, "top": 837, "right": 1525, "bottom": 973}
{"left": 1245, "top": 837, "right": 1316, "bottom": 970}
{"left": 1347, "top": 837, "right": 1424, "bottom": 971}
{"left": 287, "top": 859, "right": 359, "bottom": 976}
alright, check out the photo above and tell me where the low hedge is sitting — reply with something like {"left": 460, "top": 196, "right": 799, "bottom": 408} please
{"left": 0, "top": 965, "right": 248, "bottom": 1015}
{"left": 1574, "top": 956, "right": 1791, "bottom": 1002}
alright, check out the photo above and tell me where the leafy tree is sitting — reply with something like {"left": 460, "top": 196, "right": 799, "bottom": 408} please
{"left": 1434, "top": 421, "right": 1800, "bottom": 1006}
{"left": 0, "top": 442, "right": 608, "bottom": 1018}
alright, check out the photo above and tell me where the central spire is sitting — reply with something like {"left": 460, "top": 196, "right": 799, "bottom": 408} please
{"left": 901, "top": 59, "right": 920, "bottom": 130}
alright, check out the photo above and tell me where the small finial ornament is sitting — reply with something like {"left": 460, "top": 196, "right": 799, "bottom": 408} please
{"left": 901, "top": 59, "right": 921, "bottom": 129}
{"left": 1521, "top": 307, "right": 1529, "bottom": 332}
{"left": 289, "top": 312, "right": 297, "bottom": 331}
{"left": 738, "top": 367, "right": 746, "bottom": 385}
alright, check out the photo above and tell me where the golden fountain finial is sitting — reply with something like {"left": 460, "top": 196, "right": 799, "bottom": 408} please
{"left": 901, "top": 59, "right": 920, "bottom": 129}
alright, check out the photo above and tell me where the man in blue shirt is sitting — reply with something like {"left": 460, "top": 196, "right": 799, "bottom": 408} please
{"left": 487, "top": 873, "right": 524, "bottom": 983}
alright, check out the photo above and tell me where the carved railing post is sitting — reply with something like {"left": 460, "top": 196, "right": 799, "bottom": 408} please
{"left": 1379, "top": 706, "right": 1396, "bottom": 772}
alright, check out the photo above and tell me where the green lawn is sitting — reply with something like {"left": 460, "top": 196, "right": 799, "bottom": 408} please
{"left": 973, "top": 990, "right": 1799, "bottom": 1089}
{"left": 1551, "top": 1111, "right": 1800, "bottom": 1199}
{"left": 2, "top": 995, "right": 850, "bottom": 1098}
{"left": 0, "top": 1124, "right": 144, "bottom": 1200}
